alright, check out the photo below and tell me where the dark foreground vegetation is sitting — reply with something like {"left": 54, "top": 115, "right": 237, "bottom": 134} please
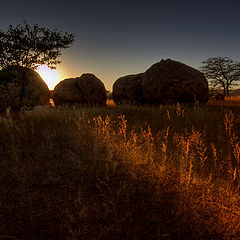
{"left": 1, "top": 99, "right": 240, "bottom": 239}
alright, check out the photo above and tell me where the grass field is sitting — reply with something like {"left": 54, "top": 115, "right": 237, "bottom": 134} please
{"left": 1, "top": 97, "right": 240, "bottom": 239}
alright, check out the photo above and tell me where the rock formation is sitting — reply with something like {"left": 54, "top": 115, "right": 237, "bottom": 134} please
{"left": 112, "top": 73, "right": 145, "bottom": 105}
{"left": 142, "top": 59, "right": 209, "bottom": 104}
{"left": 53, "top": 73, "right": 107, "bottom": 106}
{"left": 0, "top": 66, "right": 50, "bottom": 111}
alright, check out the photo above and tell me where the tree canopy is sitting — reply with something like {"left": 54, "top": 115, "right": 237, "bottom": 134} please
{"left": 0, "top": 21, "right": 74, "bottom": 70}
{"left": 200, "top": 57, "right": 240, "bottom": 96}
{"left": 0, "top": 21, "right": 74, "bottom": 111}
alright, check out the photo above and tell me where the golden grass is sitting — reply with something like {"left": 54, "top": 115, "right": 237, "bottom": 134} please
{"left": 208, "top": 96, "right": 240, "bottom": 107}
{"left": 1, "top": 99, "right": 240, "bottom": 239}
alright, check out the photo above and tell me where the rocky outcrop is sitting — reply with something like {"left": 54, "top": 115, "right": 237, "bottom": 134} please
{"left": 142, "top": 59, "right": 209, "bottom": 104}
{"left": 53, "top": 73, "right": 107, "bottom": 106}
{"left": 112, "top": 59, "right": 209, "bottom": 106}
{"left": 112, "top": 73, "right": 145, "bottom": 105}
{"left": 0, "top": 66, "right": 50, "bottom": 111}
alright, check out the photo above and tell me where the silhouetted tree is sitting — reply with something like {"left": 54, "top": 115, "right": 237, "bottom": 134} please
{"left": 0, "top": 21, "right": 74, "bottom": 111}
{"left": 0, "top": 21, "right": 74, "bottom": 70}
{"left": 200, "top": 57, "right": 240, "bottom": 96}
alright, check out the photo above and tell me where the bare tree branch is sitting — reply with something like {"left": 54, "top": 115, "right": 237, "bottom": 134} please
{"left": 200, "top": 57, "right": 240, "bottom": 96}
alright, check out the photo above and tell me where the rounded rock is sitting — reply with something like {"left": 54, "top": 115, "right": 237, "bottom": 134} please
{"left": 0, "top": 66, "right": 50, "bottom": 111}
{"left": 143, "top": 59, "right": 209, "bottom": 104}
{"left": 53, "top": 73, "right": 107, "bottom": 106}
{"left": 112, "top": 73, "right": 145, "bottom": 105}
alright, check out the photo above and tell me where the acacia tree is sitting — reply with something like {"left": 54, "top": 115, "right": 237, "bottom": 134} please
{"left": 0, "top": 21, "right": 74, "bottom": 110}
{"left": 200, "top": 57, "right": 240, "bottom": 96}
{"left": 0, "top": 21, "right": 74, "bottom": 70}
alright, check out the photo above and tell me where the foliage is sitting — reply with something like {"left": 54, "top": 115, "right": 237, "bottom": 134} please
{"left": 0, "top": 21, "right": 74, "bottom": 111}
{"left": 0, "top": 21, "right": 74, "bottom": 70}
{"left": 200, "top": 57, "right": 240, "bottom": 96}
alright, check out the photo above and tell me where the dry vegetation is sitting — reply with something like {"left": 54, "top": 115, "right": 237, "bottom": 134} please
{"left": 1, "top": 98, "right": 240, "bottom": 239}
{"left": 208, "top": 96, "right": 240, "bottom": 108}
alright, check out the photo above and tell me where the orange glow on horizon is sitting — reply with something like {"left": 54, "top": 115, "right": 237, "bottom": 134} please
{"left": 36, "top": 65, "right": 60, "bottom": 90}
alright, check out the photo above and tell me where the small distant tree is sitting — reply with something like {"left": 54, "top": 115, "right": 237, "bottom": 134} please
{"left": 200, "top": 57, "right": 240, "bottom": 96}
{"left": 106, "top": 90, "right": 113, "bottom": 100}
{"left": 0, "top": 21, "right": 74, "bottom": 111}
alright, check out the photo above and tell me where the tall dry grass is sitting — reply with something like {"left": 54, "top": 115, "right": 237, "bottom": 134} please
{"left": 1, "top": 100, "right": 240, "bottom": 239}
{"left": 208, "top": 96, "right": 240, "bottom": 108}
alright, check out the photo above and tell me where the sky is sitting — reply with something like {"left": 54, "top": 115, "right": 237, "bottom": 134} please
{"left": 1, "top": 0, "right": 240, "bottom": 90}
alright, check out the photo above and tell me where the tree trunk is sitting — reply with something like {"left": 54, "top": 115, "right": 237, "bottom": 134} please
{"left": 227, "top": 88, "right": 229, "bottom": 96}
{"left": 226, "top": 81, "right": 230, "bottom": 96}
{"left": 223, "top": 86, "right": 226, "bottom": 97}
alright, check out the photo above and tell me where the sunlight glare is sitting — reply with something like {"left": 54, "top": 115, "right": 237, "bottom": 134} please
{"left": 36, "top": 65, "right": 58, "bottom": 90}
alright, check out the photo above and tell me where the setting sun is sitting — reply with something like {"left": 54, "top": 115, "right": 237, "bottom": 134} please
{"left": 36, "top": 65, "right": 58, "bottom": 90}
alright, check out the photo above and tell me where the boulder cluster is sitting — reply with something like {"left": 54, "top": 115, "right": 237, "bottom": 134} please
{"left": 0, "top": 59, "right": 209, "bottom": 111}
{"left": 0, "top": 68, "right": 107, "bottom": 111}
{"left": 53, "top": 74, "right": 107, "bottom": 106}
{"left": 113, "top": 59, "right": 209, "bottom": 105}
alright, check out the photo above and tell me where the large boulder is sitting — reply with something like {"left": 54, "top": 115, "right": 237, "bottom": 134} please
{"left": 0, "top": 66, "right": 50, "bottom": 111}
{"left": 112, "top": 73, "right": 145, "bottom": 105}
{"left": 53, "top": 73, "right": 107, "bottom": 106}
{"left": 143, "top": 59, "right": 209, "bottom": 104}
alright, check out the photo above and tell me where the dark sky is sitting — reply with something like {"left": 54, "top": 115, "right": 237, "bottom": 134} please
{"left": 1, "top": 0, "right": 240, "bottom": 89}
